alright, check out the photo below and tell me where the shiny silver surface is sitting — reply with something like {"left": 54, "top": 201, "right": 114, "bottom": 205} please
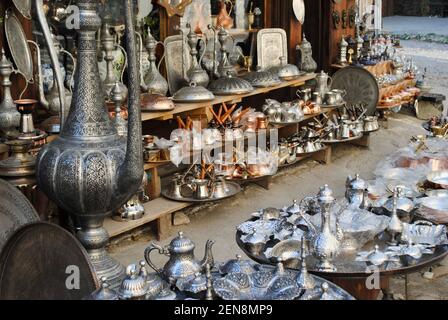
{"left": 36, "top": 0, "right": 143, "bottom": 288}
{"left": 208, "top": 73, "right": 253, "bottom": 96}
{"left": 164, "top": 35, "right": 191, "bottom": 95}
{"left": 296, "top": 34, "right": 317, "bottom": 73}
{"left": 402, "top": 221, "right": 448, "bottom": 247}
{"left": 427, "top": 170, "right": 448, "bottom": 189}
{"left": 0, "top": 49, "right": 20, "bottom": 137}
{"left": 144, "top": 232, "right": 214, "bottom": 285}
{"left": 173, "top": 82, "right": 215, "bottom": 103}
{"left": 142, "top": 28, "right": 168, "bottom": 95}
{"left": 117, "top": 264, "right": 149, "bottom": 300}
{"left": 12, "top": 0, "right": 31, "bottom": 19}
{"left": 257, "top": 28, "right": 288, "bottom": 71}
{"left": 242, "top": 69, "right": 282, "bottom": 88}
{"left": 4, "top": 10, "right": 34, "bottom": 82}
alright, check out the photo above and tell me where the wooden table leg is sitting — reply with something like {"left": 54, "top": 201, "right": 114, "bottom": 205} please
{"left": 156, "top": 213, "right": 172, "bottom": 241}
{"left": 311, "top": 146, "right": 332, "bottom": 164}
{"left": 350, "top": 134, "right": 370, "bottom": 148}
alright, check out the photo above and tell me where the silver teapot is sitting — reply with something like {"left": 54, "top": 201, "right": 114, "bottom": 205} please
{"left": 144, "top": 232, "right": 215, "bottom": 285}
{"left": 315, "top": 71, "right": 332, "bottom": 97}
{"left": 345, "top": 174, "right": 367, "bottom": 207}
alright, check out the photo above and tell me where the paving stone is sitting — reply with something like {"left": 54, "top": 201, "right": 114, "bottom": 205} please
{"left": 173, "top": 212, "right": 191, "bottom": 226}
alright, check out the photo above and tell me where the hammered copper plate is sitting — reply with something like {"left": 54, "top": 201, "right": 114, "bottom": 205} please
{"left": 4, "top": 10, "right": 34, "bottom": 82}
{"left": 331, "top": 66, "right": 379, "bottom": 116}
{"left": 12, "top": 0, "right": 32, "bottom": 19}
{"left": 0, "top": 222, "right": 99, "bottom": 300}
{"left": 0, "top": 179, "right": 39, "bottom": 253}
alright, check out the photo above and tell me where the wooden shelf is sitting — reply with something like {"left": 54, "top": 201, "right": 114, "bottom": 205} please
{"left": 141, "top": 74, "right": 316, "bottom": 122}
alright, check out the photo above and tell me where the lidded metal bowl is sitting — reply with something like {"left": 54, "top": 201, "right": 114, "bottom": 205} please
{"left": 141, "top": 93, "right": 175, "bottom": 111}
{"left": 242, "top": 69, "right": 282, "bottom": 88}
{"left": 86, "top": 277, "right": 119, "bottom": 300}
{"left": 117, "top": 264, "right": 149, "bottom": 300}
{"left": 218, "top": 254, "right": 256, "bottom": 275}
{"left": 208, "top": 73, "right": 254, "bottom": 96}
{"left": 270, "top": 57, "right": 302, "bottom": 81}
{"left": 173, "top": 82, "right": 215, "bottom": 103}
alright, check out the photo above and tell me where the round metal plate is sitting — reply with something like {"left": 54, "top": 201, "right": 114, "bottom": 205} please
{"left": 162, "top": 181, "right": 242, "bottom": 203}
{"left": 4, "top": 10, "right": 34, "bottom": 82}
{"left": 331, "top": 66, "right": 379, "bottom": 116}
{"left": 0, "top": 179, "right": 39, "bottom": 252}
{"left": 12, "top": 0, "right": 32, "bottom": 19}
{"left": 0, "top": 222, "right": 99, "bottom": 300}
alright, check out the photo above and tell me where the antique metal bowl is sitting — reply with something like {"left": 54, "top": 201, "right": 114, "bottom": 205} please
{"left": 402, "top": 221, "right": 448, "bottom": 247}
{"left": 242, "top": 69, "right": 282, "bottom": 88}
{"left": 208, "top": 73, "right": 254, "bottom": 96}
{"left": 264, "top": 239, "right": 301, "bottom": 268}
{"left": 141, "top": 93, "right": 175, "bottom": 111}
{"left": 172, "top": 82, "right": 215, "bottom": 103}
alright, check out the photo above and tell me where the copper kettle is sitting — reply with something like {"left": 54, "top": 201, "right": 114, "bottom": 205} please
{"left": 217, "top": 0, "right": 234, "bottom": 29}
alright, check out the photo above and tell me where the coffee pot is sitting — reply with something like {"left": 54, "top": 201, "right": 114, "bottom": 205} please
{"left": 345, "top": 174, "right": 367, "bottom": 207}
{"left": 144, "top": 232, "right": 215, "bottom": 285}
{"left": 315, "top": 71, "right": 332, "bottom": 97}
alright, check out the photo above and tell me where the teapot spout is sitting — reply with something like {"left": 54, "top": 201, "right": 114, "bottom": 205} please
{"left": 117, "top": 0, "right": 143, "bottom": 194}
{"left": 201, "top": 240, "right": 215, "bottom": 271}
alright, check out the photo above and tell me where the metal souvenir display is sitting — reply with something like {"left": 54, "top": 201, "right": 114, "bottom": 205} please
{"left": 100, "top": 22, "right": 128, "bottom": 100}
{"left": 337, "top": 36, "right": 348, "bottom": 65}
{"left": 176, "top": 272, "right": 208, "bottom": 298}
{"left": 142, "top": 28, "right": 168, "bottom": 96}
{"left": 144, "top": 232, "right": 215, "bottom": 285}
{"left": 0, "top": 49, "right": 20, "bottom": 137}
{"left": 296, "top": 34, "right": 317, "bottom": 74}
{"left": 296, "top": 238, "right": 315, "bottom": 290}
{"left": 36, "top": 0, "right": 143, "bottom": 288}
{"left": 141, "top": 93, "right": 175, "bottom": 111}
{"left": 269, "top": 57, "right": 303, "bottom": 81}
{"left": 0, "top": 222, "right": 99, "bottom": 299}
{"left": 242, "top": 68, "right": 281, "bottom": 88}
{"left": 331, "top": 66, "right": 379, "bottom": 116}
{"left": 402, "top": 221, "right": 448, "bottom": 247}
{"left": 218, "top": 254, "right": 257, "bottom": 275}
{"left": 0, "top": 178, "right": 39, "bottom": 252}
{"left": 0, "top": 140, "right": 35, "bottom": 178}
{"left": 4, "top": 10, "right": 34, "bottom": 82}
{"left": 312, "top": 185, "right": 341, "bottom": 272}
{"left": 382, "top": 187, "right": 415, "bottom": 214}
{"left": 173, "top": 82, "right": 215, "bottom": 103}
{"left": 386, "top": 190, "right": 404, "bottom": 245}
{"left": 111, "top": 82, "right": 127, "bottom": 137}
{"left": 417, "top": 196, "right": 448, "bottom": 224}
{"left": 86, "top": 277, "right": 119, "bottom": 300}
{"left": 315, "top": 71, "right": 333, "bottom": 97}
{"left": 216, "top": 27, "right": 237, "bottom": 78}
{"left": 164, "top": 35, "right": 191, "bottom": 95}
{"left": 264, "top": 239, "right": 301, "bottom": 267}
{"left": 117, "top": 263, "right": 149, "bottom": 300}
{"left": 208, "top": 72, "right": 253, "bottom": 96}
{"left": 355, "top": 245, "right": 399, "bottom": 266}
{"left": 257, "top": 28, "right": 288, "bottom": 71}
{"left": 185, "top": 24, "right": 209, "bottom": 88}
{"left": 345, "top": 174, "right": 367, "bottom": 207}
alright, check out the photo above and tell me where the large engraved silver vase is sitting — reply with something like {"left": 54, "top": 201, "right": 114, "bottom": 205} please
{"left": 36, "top": 0, "right": 143, "bottom": 287}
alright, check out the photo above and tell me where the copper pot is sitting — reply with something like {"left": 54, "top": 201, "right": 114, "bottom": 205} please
{"left": 396, "top": 156, "right": 448, "bottom": 171}
{"left": 141, "top": 93, "right": 175, "bottom": 112}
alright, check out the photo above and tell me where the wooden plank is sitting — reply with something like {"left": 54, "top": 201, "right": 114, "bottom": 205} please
{"left": 104, "top": 197, "right": 191, "bottom": 238}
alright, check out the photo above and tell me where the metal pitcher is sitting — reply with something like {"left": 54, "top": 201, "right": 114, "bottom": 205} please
{"left": 315, "top": 71, "right": 332, "bottom": 97}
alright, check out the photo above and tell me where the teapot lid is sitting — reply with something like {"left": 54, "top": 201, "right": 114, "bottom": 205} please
{"left": 117, "top": 264, "right": 149, "bottom": 300}
{"left": 173, "top": 82, "right": 215, "bottom": 102}
{"left": 317, "top": 185, "right": 334, "bottom": 204}
{"left": 169, "top": 231, "right": 196, "bottom": 253}
{"left": 87, "top": 277, "right": 119, "bottom": 300}
{"left": 347, "top": 174, "right": 367, "bottom": 190}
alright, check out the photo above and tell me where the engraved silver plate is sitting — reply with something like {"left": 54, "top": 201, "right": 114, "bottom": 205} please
{"left": 164, "top": 35, "right": 191, "bottom": 95}
{"left": 257, "top": 28, "right": 288, "bottom": 71}
{"left": 12, "top": 0, "right": 32, "bottom": 19}
{"left": 0, "top": 179, "right": 39, "bottom": 252}
{"left": 4, "top": 10, "right": 34, "bottom": 82}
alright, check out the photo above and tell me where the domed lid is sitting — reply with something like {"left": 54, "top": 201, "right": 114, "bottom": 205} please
{"left": 273, "top": 57, "right": 302, "bottom": 80}
{"left": 367, "top": 245, "right": 389, "bottom": 266}
{"left": 141, "top": 93, "right": 175, "bottom": 111}
{"left": 241, "top": 228, "right": 267, "bottom": 245}
{"left": 317, "top": 185, "right": 334, "bottom": 204}
{"left": 242, "top": 68, "right": 281, "bottom": 88}
{"left": 299, "top": 34, "right": 312, "bottom": 50}
{"left": 168, "top": 231, "right": 196, "bottom": 254}
{"left": 286, "top": 200, "right": 301, "bottom": 215}
{"left": 208, "top": 72, "right": 254, "bottom": 96}
{"left": 0, "top": 49, "right": 13, "bottom": 73}
{"left": 117, "top": 264, "right": 149, "bottom": 300}
{"left": 347, "top": 174, "right": 367, "bottom": 190}
{"left": 176, "top": 272, "right": 207, "bottom": 294}
{"left": 87, "top": 277, "right": 119, "bottom": 300}
{"left": 173, "top": 82, "right": 215, "bottom": 102}
{"left": 218, "top": 254, "right": 256, "bottom": 275}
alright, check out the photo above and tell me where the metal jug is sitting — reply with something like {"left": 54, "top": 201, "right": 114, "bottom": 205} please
{"left": 315, "top": 71, "right": 332, "bottom": 97}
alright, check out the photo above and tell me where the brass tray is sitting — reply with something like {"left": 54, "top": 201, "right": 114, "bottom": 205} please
{"left": 162, "top": 181, "right": 241, "bottom": 203}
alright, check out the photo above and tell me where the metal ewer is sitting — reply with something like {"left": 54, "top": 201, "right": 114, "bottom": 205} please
{"left": 0, "top": 49, "right": 20, "bottom": 138}
{"left": 142, "top": 28, "right": 168, "bottom": 96}
{"left": 36, "top": 0, "right": 143, "bottom": 288}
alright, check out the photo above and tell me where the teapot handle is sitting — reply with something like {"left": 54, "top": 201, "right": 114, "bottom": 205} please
{"left": 144, "top": 243, "right": 166, "bottom": 275}
{"left": 327, "top": 77, "right": 333, "bottom": 89}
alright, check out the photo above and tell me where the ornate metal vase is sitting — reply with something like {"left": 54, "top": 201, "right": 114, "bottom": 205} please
{"left": 0, "top": 49, "right": 20, "bottom": 138}
{"left": 36, "top": 0, "right": 143, "bottom": 287}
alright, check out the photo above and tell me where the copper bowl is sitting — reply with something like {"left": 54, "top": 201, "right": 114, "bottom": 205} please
{"left": 141, "top": 94, "right": 175, "bottom": 112}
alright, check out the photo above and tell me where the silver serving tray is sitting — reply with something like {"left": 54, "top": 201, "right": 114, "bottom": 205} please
{"left": 162, "top": 181, "right": 241, "bottom": 203}
{"left": 257, "top": 29, "right": 288, "bottom": 71}
{"left": 164, "top": 35, "right": 191, "bottom": 96}
{"left": 4, "top": 10, "right": 34, "bottom": 82}
{"left": 12, "top": 0, "right": 31, "bottom": 19}
{"left": 331, "top": 66, "right": 380, "bottom": 116}
{"left": 322, "top": 133, "right": 364, "bottom": 144}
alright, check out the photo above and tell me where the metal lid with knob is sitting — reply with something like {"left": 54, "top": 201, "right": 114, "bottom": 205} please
{"left": 86, "top": 277, "right": 119, "bottom": 300}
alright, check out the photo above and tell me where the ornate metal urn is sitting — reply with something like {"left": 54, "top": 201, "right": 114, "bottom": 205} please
{"left": 36, "top": 0, "right": 143, "bottom": 287}
{"left": 296, "top": 34, "right": 317, "bottom": 74}
{"left": 0, "top": 49, "right": 20, "bottom": 138}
